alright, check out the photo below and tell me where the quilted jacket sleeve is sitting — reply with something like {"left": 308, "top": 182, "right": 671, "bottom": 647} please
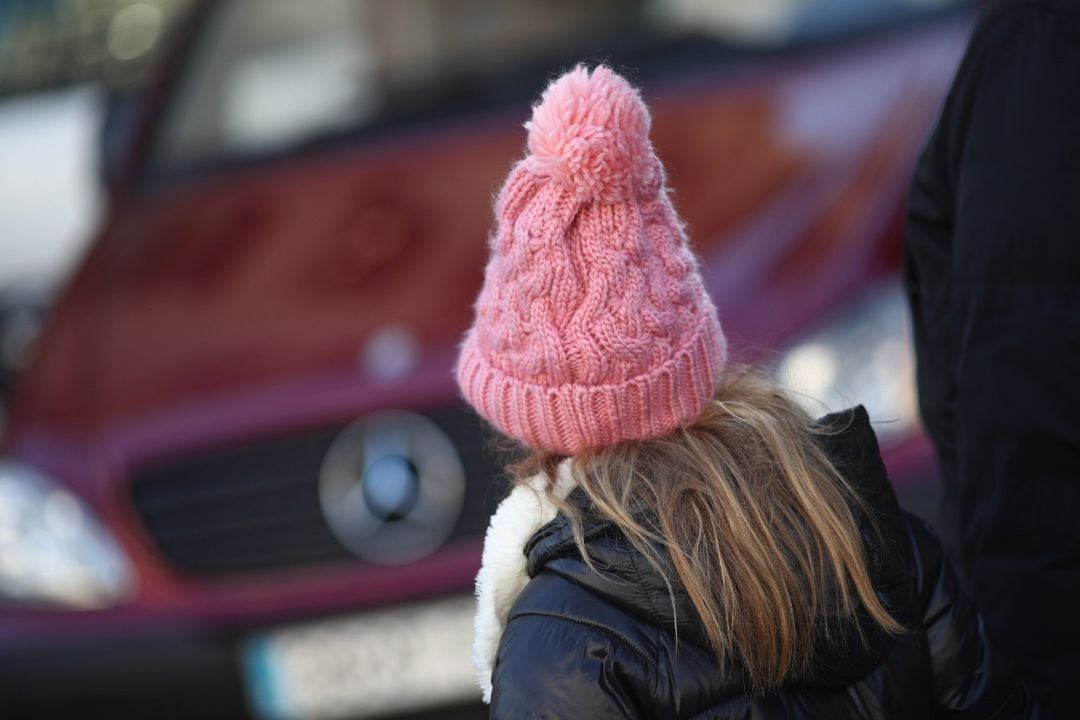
{"left": 489, "top": 610, "right": 651, "bottom": 720}
{"left": 905, "top": 513, "right": 1039, "bottom": 719}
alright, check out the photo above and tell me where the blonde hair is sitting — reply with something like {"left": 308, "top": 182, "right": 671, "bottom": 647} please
{"left": 510, "top": 367, "right": 902, "bottom": 692}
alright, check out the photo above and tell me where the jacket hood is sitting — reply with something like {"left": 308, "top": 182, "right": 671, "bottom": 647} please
{"left": 521, "top": 405, "right": 909, "bottom": 691}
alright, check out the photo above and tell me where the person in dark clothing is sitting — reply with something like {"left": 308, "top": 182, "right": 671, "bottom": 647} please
{"left": 457, "top": 65, "right": 1036, "bottom": 718}
{"left": 905, "top": 1, "right": 1080, "bottom": 715}
{"left": 484, "top": 404, "right": 1034, "bottom": 719}
{"left": 483, "top": 399, "right": 1036, "bottom": 720}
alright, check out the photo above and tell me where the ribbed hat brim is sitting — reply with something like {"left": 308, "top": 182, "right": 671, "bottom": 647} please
{"left": 456, "top": 315, "right": 726, "bottom": 454}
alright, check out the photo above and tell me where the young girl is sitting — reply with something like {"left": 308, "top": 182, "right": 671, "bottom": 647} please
{"left": 456, "top": 65, "right": 1036, "bottom": 719}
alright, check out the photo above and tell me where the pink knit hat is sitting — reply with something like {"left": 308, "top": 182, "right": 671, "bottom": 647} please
{"left": 456, "top": 65, "right": 727, "bottom": 454}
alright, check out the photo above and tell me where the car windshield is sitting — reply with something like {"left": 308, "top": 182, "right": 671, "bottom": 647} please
{"left": 147, "top": 0, "right": 967, "bottom": 181}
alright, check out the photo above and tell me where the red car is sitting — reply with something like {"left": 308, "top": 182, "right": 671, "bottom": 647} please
{"left": 0, "top": 1, "right": 970, "bottom": 718}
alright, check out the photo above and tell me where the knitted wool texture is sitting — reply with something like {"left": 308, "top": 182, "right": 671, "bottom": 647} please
{"left": 456, "top": 65, "right": 727, "bottom": 454}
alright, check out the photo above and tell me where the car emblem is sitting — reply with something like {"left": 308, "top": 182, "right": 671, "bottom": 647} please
{"left": 319, "top": 411, "right": 466, "bottom": 565}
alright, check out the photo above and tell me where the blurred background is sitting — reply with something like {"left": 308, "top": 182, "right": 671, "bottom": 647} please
{"left": 0, "top": 1, "right": 971, "bottom": 718}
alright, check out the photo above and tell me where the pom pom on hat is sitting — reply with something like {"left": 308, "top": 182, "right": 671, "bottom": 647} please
{"left": 524, "top": 65, "right": 661, "bottom": 203}
{"left": 456, "top": 64, "right": 727, "bottom": 454}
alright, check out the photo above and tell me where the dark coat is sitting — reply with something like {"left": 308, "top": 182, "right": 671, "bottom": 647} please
{"left": 904, "top": 0, "right": 1080, "bottom": 713}
{"left": 489, "top": 407, "right": 1037, "bottom": 719}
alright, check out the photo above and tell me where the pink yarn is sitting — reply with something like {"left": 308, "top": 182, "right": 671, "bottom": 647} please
{"left": 525, "top": 65, "right": 660, "bottom": 204}
{"left": 456, "top": 65, "right": 727, "bottom": 454}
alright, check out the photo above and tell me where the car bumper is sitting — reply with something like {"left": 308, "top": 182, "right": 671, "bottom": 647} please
{"left": 0, "top": 632, "right": 246, "bottom": 719}
{"left": 0, "top": 595, "right": 486, "bottom": 720}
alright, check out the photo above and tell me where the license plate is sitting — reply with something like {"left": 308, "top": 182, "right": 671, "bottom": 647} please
{"left": 243, "top": 595, "right": 478, "bottom": 720}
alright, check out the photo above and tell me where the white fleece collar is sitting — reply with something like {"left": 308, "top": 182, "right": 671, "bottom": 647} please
{"left": 472, "top": 458, "right": 577, "bottom": 703}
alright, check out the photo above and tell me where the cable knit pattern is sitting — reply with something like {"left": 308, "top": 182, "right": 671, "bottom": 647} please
{"left": 456, "top": 65, "right": 727, "bottom": 453}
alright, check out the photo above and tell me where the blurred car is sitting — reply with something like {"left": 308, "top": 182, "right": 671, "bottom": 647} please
{"left": 0, "top": 1, "right": 972, "bottom": 718}
{"left": 0, "top": 280, "right": 52, "bottom": 424}
{"left": 0, "top": 83, "right": 106, "bottom": 431}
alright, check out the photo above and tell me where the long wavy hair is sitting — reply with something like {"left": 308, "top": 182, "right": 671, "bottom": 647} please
{"left": 509, "top": 366, "right": 903, "bottom": 692}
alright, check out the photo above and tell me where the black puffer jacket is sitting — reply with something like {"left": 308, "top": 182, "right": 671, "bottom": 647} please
{"left": 904, "top": 2, "right": 1080, "bottom": 713}
{"left": 489, "top": 407, "right": 1038, "bottom": 719}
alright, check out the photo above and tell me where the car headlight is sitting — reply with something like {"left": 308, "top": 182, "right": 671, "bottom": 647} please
{"left": 0, "top": 460, "right": 135, "bottom": 609}
{"left": 776, "top": 281, "right": 920, "bottom": 445}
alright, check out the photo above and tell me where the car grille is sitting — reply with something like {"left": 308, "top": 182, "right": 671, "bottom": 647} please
{"left": 130, "top": 407, "right": 503, "bottom": 576}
